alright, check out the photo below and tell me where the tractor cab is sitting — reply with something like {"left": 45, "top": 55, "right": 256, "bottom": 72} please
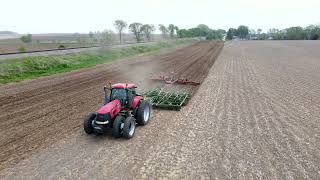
{"left": 105, "top": 83, "right": 138, "bottom": 108}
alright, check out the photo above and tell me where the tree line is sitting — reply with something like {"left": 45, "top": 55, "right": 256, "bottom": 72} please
{"left": 112, "top": 20, "right": 226, "bottom": 44}
{"left": 226, "top": 24, "right": 320, "bottom": 40}
{"left": 19, "top": 21, "right": 320, "bottom": 44}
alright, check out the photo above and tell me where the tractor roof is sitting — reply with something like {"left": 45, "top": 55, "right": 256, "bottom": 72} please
{"left": 112, "top": 83, "right": 137, "bottom": 89}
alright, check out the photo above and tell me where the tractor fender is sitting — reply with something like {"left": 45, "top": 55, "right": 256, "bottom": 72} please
{"left": 97, "top": 99, "right": 121, "bottom": 119}
{"left": 131, "top": 96, "right": 143, "bottom": 109}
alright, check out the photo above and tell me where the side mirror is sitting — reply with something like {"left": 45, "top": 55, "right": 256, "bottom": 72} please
{"left": 104, "top": 86, "right": 110, "bottom": 104}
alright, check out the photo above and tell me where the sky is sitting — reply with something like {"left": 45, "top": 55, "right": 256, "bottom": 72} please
{"left": 1, "top": 0, "right": 319, "bottom": 34}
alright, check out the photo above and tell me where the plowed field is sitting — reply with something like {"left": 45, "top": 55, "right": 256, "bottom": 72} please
{"left": 0, "top": 41, "right": 224, "bottom": 171}
{"left": 1, "top": 41, "right": 319, "bottom": 179}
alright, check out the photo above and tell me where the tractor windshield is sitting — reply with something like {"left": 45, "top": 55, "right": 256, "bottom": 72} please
{"left": 111, "top": 89, "right": 127, "bottom": 105}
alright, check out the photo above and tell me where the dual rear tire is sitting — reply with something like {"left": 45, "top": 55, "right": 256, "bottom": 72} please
{"left": 112, "top": 116, "right": 136, "bottom": 139}
{"left": 136, "top": 100, "right": 151, "bottom": 126}
{"left": 113, "top": 100, "right": 151, "bottom": 139}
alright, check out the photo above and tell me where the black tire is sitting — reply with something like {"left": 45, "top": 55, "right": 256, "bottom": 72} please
{"left": 83, "top": 113, "right": 96, "bottom": 134}
{"left": 112, "top": 115, "right": 125, "bottom": 138}
{"left": 136, "top": 100, "right": 151, "bottom": 126}
{"left": 123, "top": 117, "right": 136, "bottom": 139}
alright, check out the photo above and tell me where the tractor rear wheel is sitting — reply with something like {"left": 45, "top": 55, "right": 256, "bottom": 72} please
{"left": 112, "top": 115, "right": 125, "bottom": 138}
{"left": 123, "top": 117, "right": 136, "bottom": 139}
{"left": 84, "top": 113, "right": 96, "bottom": 134}
{"left": 136, "top": 100, "right": 151, "bottom": 126}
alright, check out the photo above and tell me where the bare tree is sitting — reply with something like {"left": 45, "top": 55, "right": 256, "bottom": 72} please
{"left": 159, "top": 24, "right": 168, "bottom": 39}
{"left": 168, "top": 24, "right": 176, "bottom": 38}
{"left": 114, "top": 20, "right": 127, "bottom": 44}
{"left": 141, "top": 24, "right": 155, "bottom": 41}
{"left": 129, "top": 23, "right": 143, "bottom": 43}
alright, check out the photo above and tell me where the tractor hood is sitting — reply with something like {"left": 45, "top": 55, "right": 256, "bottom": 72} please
{"left": 97, "top": 99, "right": 121, "bottom": 118}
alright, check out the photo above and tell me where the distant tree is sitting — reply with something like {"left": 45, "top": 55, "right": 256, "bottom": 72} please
{"left": 274, "top": 31, "right": 286, "bottom": 40}
{"left": 259, "top": 33, "right": 268, "bottom": 40}
{"left": 304, "top": 25, "right": 320, "bottom": 40}
{"left": 159, "top": 24, "right": 168, "bottom": 38}
{"left": 177, "top": 29, "right": 188, "bottom": 38}
{"left": 226, "top": 29, "right": 233, "bottom": 40}
{"left": 188, "top": 28, "right": 203, "bottom": 37}
{"left": 226, "top": 28, "right": 237, "bottom": 40}
{"left": 20, "top": 34, "right": 32, "bottom": 43}
{"left": 206, "top": 30, "right": 223, "bottom": 40}
{"left": 311, "top": 34, "right": 320, "bottom": 40}
{"left": 217, "top": 29, "right": 226, "bottom": 35}
{"left": 197, "top": 24, "right": 210, "bottom": 36}
{"left": 286, "top": 26, "right": 306, "bottom": 40}
{"left": 268, "top": 28, "right": 284, "bottom": 40}
{"left": 180, "top": 29, "right": 193, "bottom": 38}
{"left": 129, "top": 23, "right": 143, "bottom": 42}
{"left": 305, "top": 25, "right": 315, "bottom": 40}
{"left": 141, "top": 24, "right": 155, "bottom": 41}
{"left": 237, "top": 25, "right": 249, "bottom": 39}
{"left": 168, "top": 24, "right": 176, "bottom": 38}
{"left": 114, "top": 20, "right": 128, "bottom": 44}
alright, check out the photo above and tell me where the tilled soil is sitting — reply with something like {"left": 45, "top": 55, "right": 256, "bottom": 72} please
{"left": 1, "top": 41, "right": 320, "bottom": 179}
{"left": 0, "top": 41, "right": 224, "bottom": 171}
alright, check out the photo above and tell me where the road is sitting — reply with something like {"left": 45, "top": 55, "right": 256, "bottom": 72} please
{"left": 0, "top": 41, "right": 320, "bottom": 179}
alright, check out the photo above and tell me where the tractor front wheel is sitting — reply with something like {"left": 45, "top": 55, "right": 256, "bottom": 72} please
{"left": 83, "top": 113, "right": 96, "bottom": 134}
{"left": 136, "top": 100, "right": 151, "bottom": 126}
{"left": 123, "top": 117, "right": 136, "bottom": 139}
{"left": 112, "top": 115, "right": 125, "bottom": 138}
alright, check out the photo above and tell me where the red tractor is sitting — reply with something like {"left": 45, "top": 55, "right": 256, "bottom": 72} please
{"left": 83, "top": 83, "right": 151, "bottom": 139}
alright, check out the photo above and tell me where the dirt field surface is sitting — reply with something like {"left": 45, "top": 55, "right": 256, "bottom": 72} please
{"left": 1, "top": 41, "right": 320, "bottom": 179}
{"left": 0, "top": 41, "right": 223, "bottom": 171}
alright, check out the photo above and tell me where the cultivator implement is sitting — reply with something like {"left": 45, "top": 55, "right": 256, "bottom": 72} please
{"left": 144, "top": 89, "right": 191, "bottom": 110}
{"left": 151, "top": 76, "right": 200, "bottom": 86}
